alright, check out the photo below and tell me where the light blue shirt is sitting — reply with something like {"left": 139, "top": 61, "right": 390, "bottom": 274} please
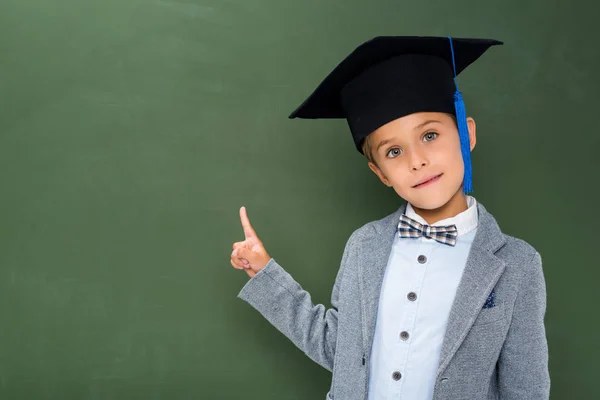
{"left": 367, "top": 196, "right": 479, "bottom": 400}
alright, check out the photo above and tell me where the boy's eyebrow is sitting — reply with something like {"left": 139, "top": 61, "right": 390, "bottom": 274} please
{"left": 376, "top": 139, "right": 394, "bottom": 153}
{"left": 413, "top": 119, "right": 442, "bottom": 131}
{"left": 375, "top": 120, "right": 442, "bottom": 152}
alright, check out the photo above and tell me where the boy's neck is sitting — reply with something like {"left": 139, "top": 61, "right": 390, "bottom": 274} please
{"left": 410, "top": 191, "right": 469, "bottom": 225}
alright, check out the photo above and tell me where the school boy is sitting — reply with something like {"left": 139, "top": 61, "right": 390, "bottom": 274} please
{"left": 229, "top": 36, "right": 549, "bottom": 400}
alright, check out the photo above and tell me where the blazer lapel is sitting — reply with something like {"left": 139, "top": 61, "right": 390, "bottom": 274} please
{"left": 358, "top": 204, "right": 406, "bottom": 353}
{"left": 437, "top": 202, "right": 507, "bottom": 376}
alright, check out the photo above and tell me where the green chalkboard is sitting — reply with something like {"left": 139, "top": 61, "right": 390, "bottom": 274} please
{"left": 0, "top": 0, "right": 598, "bottom": 399}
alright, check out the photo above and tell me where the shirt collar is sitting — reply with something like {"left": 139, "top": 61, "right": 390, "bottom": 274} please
{"left": 404, "top": 195, "right": 478, "bottom": 236}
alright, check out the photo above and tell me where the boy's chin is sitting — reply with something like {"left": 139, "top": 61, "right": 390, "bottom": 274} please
{"left": 403, "top": 193, "right": 455, "bottom": 211}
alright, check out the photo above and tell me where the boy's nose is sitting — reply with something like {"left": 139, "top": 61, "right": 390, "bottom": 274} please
{"left": 409, "top": 149, "right": 428, "bottom": 171}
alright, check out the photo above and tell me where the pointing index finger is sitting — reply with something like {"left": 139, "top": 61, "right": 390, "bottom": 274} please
{"left": 239, "top": 206, "right": 257, "bottom": 239}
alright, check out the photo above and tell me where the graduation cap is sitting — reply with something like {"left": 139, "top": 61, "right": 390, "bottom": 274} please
{"left": 289, "top": 36, "right": 503, "bottom": 194}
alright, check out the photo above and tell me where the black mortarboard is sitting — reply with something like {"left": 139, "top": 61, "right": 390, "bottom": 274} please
{"left": 288, "top": 36, "right": 503, "bottom": 193}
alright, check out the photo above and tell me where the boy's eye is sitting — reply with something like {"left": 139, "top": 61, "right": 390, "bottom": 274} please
{"left": 424, "top": 132, "right": 438, "bottom": 141}
{"left": 387, "top": 148, "right": 402, "bottom": 158}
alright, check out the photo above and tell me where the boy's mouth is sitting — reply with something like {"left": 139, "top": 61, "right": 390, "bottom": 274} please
{"left": 413, "top": 173, "right": 443, "bottom": 188}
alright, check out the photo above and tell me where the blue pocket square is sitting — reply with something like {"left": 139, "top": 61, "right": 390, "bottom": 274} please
{"left": 482, "top": 289, "right": 496, "bottom": 309}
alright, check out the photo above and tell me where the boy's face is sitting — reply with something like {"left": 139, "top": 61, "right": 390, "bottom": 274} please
{"left": 367, "top": 112, "right": 476, "bottom": 211}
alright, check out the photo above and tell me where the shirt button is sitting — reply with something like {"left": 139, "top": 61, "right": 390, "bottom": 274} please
{"left": 407, "top": 292, "right": 417, "bottom": 301}
{"left": 417, "top": 255, "right": 427, "bottom": 264}
{"left": 400, "top": 331, "right": 409, "bottom": 340}
{"left": 392, "top": 371, "right": 402, "bottom": 381}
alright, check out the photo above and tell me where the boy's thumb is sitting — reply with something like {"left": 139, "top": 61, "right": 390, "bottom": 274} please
{"left": 234, "top": 247, "right": 254, "bottom": 261}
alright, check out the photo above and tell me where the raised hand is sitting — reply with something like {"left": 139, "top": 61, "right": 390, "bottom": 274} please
{"left": 230, "top": 206, "right": 271, "bottom": 278}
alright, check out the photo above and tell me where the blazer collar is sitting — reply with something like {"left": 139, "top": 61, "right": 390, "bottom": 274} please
{"left": 357, "top": 201, "right": 507, "bottom": 371}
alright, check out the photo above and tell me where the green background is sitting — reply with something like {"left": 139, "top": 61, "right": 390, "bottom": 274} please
{"left": 1, "top": 0, "right": 598, "bottom": 399}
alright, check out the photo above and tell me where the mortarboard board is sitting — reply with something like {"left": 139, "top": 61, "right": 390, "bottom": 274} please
{"left": 288, "top": 36, "right": 503, "bottom": 193}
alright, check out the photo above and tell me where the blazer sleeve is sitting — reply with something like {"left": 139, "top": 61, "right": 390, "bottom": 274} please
{"left": 498, "top": 251, "right": 550, "bottom": 399}
{"left": 236, "top": 231, "right": 356, "bottom": 372}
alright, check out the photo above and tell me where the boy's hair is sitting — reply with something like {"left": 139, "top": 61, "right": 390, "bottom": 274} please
{"left": 361, "top": 135, "right": 377, "bottom": 166}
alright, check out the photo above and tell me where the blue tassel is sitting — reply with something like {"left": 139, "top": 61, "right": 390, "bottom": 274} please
{"left": 447, "top": 36, "right": 473, "bottom": 194}
{"left": 454, "top": 90, "right": 473, "bottom": 194}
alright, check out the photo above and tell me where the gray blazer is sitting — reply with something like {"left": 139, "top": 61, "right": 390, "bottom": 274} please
{"left": 238, "top": 202, "right": 550, "bottom": 399}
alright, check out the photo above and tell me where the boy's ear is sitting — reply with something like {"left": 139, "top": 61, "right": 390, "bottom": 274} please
{"left": 467, "top": 117, "right": 477, "bottom": 151}
{"left": 368, "top": 161, "right": 392, "bottom": 187}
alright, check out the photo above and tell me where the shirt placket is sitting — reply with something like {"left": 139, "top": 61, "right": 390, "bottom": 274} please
{"left": 389, "top": 238, "right": 433, "bottom": 398}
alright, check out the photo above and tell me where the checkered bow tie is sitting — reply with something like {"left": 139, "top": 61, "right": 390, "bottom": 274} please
{"left": 397, "top": 214, "right": 458, "bottom": 246}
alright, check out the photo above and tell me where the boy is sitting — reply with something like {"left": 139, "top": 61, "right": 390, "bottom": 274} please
{"left": 230, "top": 36, "right": 549, "bottom": 400}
